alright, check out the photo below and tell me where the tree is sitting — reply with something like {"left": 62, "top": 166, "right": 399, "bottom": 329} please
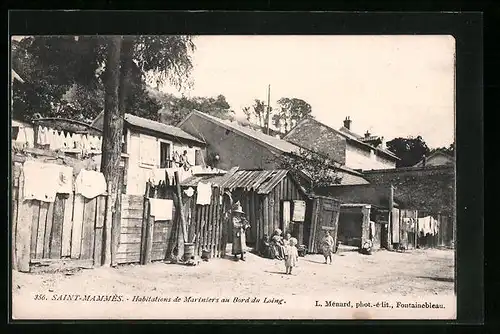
{"left": 11, "top": 35, "right": 193, "bottom": 123}
{"left": 386, "top": 136, "right": 431, "bottom": 167}
{"left": 99, "top": 35, "right": 196, "bottom": 265}
{"left": 273, "top": 148, "right": 342, "bottom": 192}
{"left": 154, "top": 92, "right": 235, "bottom": 125}
{"left": 274, "top": 97, "right": 313, "bottom": 133}
{"left": 429, "top": 142, "right": 455, "bottom": 157}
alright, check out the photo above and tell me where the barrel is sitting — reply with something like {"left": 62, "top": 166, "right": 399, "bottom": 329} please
{"left": 184, "top": 243, "right": 195, "bottom": 261}
{"left": 201, "top": 249, "right": 211, "bottom": 260}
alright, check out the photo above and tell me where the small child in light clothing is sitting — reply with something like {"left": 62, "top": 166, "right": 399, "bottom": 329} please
{"left": 284, "top": 238, "right": 299, "bottom": 275}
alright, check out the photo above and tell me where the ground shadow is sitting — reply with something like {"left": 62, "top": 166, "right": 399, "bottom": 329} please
{"left": 303, "top": 258, "right": 328, "bottom": 264}
{"left": 416, "top": 276, "right": 454, "bottom": 283}
{"left": 264, "top": 270, "right": 287, "bottom": 275}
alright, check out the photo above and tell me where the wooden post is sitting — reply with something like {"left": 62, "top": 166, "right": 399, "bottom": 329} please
{"left": 387, "top": 185, "right": 394, "bottom": 250}
{"left": 174, "top": 172, "right": 185, "bottom": 260}
{"left": 102, "top": 181, "right": 113, "bottom": 266}
{"left": 143, "top": 200, "right": 154, "bottom": 264}
{"left": 140, "top": 182, "right": 151, "bottom": 264}
{"left": 174, "top": 172, "right": 187, "bottom": 242}
{"left": 15, "top": 170, "right": 33, "bottom": 272}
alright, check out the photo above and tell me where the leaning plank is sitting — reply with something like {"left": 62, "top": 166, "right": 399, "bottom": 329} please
{"left": 15, "top": 171, "right": 34, "bottom": 272}
{"left": 43, "top": 202, "right": 55, "bottom": 259}
{"left": 143, "top": 203, "right": 154, "bottom": 264}
{"left": 30, "top": 202, "right": 40, "bottom": 260}
{"left": 36, "top": 202, "right": 48, "bottom": 259}
{"left": 11, "top": 175, "right": 20, "bottom": 270}
{"left": 61, "top": 192, "right": 74, "bottom": 257}
{"left": 94, "top": 227, "right": 103, "bottom": 267}
{"left": 49, "top": 194, "right": 65, "bottom": 259}
{"left": 93, "top": 196, "right": 106, "bottom": 266}
{"left": 80, "top": 197, "right": 97, "bottom": 260}
{"left": 71, "top": 194, "right": 85, "bottom": 259}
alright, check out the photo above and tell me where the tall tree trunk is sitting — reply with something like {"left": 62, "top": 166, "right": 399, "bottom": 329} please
{"left": 109, "top": 37, "right": 134, "bottom": 266}
{"left": 101, "top": 36, "right": 122, "bottom": 266}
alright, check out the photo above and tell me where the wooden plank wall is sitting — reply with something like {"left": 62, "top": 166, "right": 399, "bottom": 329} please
{"left": 116, "top": 194, "right": 144, "bottom": 264}
{"left": 12, "top": 164, "right": 107, "bottom": 272}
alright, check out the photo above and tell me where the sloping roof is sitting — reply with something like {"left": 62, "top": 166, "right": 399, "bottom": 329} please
{"left": 124, "top": 114, "right": 205, "bottom": 144}
{"left": 338, "top": 126, "right": 398, "bottom": 160}
{"left": 180, "top": 169, "right": 303, "bottom": 195}
{"left": 179, "top": 111, "right": 298, "bottom": 153}
{"left": 336, "top": 170, "right": 370, "bottom": 185}
{"left": 93, "top": 112, "right": 205, "bottom": 145}
{"left": 413, "top": 149, "right": 454, "bottom": 167}
{"left": 286, "top": 118, "right": 399, "bottom": 161}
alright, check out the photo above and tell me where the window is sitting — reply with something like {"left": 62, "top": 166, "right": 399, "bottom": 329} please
{"left": 139, "top": 134, "right": 157, "bottom": 166}
{"left": 160, "top": 141, "right": 172, "bottom": 168}
{"left": 12, "top": 126, "right": 20, "bottom": 140}
{"left": 195, "top": 149, "right": 203, "bottom": 166}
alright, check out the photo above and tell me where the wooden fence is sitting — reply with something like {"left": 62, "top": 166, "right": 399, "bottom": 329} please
{"left": 145, "top": 180, "right": 226, "bottom": 261}
{"left": 12, "top": 165, "right": 108, "bottom": 272}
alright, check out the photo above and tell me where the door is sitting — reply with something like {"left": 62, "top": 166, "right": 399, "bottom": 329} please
{"left": 311, "top": 197, "right": 340, "bottom": 254}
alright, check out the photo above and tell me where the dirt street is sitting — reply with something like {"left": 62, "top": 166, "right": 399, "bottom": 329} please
{"left": 13, "top": 246, "right": 455, "bottom": 300}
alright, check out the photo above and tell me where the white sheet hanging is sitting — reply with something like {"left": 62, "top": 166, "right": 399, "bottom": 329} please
{"left": 74, "top": 169, "right": 107, "bottom": 199}
{"left": 196, "top": 182, "right": 212, "bottom": 205}
{"left": 23, "top": 161, "right": 61, "bottom": 202}
{"left": 149, "top": 198, "right": 173, "bottom": 221}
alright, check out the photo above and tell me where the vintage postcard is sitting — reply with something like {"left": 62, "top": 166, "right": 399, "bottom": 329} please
{"left": 10, "top": 23, "right": 460, "bottom": 320}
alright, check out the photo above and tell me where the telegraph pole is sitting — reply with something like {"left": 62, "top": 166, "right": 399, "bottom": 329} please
{"left": 266, "top": 84, "right": 271, "bottom": 135}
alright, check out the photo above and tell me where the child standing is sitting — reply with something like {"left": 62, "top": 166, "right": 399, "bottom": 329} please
{"left": 284, "top": 238, "right": 299, "bottom": 275}
{"left": 321, "top": 230, "right": 334, "bottom": 264}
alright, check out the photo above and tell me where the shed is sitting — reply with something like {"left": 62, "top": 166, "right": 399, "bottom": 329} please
{"left": 180, "top": 169, "right": 312, "bottom": 250}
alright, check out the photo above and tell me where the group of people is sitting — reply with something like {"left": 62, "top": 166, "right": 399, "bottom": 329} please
{"left": 229, "top": 202, "right": 339, "bottom": 274}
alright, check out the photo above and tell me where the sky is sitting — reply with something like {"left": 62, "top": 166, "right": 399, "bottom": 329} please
{"left": 160, "top": 35, "right": 455, "bottom": 149}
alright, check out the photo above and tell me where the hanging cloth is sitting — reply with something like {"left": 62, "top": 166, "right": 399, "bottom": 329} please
{"left": 57, "top": 165, "right": 74, "bottom": 194}
{"left": 23, "top": 160, "right": 61, "bottom": 202}
{"left": 74, "top": 169, "right": 107, "bottom": 199}
{"left": 148, "top": 198, "right": 173, "bottom": 221}
{"left": 196, "top": 182, "right": 212, "bottom": 205}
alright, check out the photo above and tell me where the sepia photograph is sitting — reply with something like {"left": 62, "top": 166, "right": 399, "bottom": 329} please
{"left": 10, "top": 25, "right": 461, "bottom": 320}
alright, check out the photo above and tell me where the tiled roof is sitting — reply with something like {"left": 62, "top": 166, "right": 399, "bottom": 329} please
{"left": 180, "top": 169, "right": 300, "bottom": 195}
{"left": 124, "top": 114, "right": 206, "bottom": 145}
{"left": 180, "top": 111, "right": 299, "bottom": 153}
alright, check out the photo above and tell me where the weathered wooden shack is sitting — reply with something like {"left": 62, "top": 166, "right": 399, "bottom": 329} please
{"left": 180, "top": 169, "right": 312, "bottom": 251}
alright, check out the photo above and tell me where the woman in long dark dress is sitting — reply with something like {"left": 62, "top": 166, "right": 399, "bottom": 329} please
{"left": 231, "top": 202, "right": 251, "bottom": 261}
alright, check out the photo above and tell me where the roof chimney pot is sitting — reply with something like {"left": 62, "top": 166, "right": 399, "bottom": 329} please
{"left": 343, "top": 116, "right": 352, "bottom": 130}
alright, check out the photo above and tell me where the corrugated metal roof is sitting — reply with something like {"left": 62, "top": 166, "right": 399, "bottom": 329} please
{"left": 124, "top": 114, "right": 205, "bottom": 145}
{"left": 180, "top": 169, "right": 294, "bottom": 195}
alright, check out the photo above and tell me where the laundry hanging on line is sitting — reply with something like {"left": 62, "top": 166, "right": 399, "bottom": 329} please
{"left": 74, "top": 169, "right": 107, "bottom": 199}
{"left": 23, "top": 160, "right": 62, "bottom": 203}
{"left": 196, "top": 182, "right": 212, "bottom": 205}
{"left": 149, "top": 198, "right": 173, "bottom": 221}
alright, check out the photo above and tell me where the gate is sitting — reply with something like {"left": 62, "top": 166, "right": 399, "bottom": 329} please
{"left": 308, "top": 196, "right": 341, "bottom": 254}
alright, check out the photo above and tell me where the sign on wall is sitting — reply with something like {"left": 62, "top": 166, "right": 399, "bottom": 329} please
{"left": 292, "top": 200, "right": 306, "bottom": 222}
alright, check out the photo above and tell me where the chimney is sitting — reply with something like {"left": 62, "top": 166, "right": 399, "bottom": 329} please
{"left": 364, "top": 130, "right": 371, "bottom": 138}
{"left": 343, "top": 116, "right": 352, "bottom": 130}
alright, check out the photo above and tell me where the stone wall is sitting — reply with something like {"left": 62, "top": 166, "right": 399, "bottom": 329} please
{"left": 363, "top": 165, "right": 455, "bottom": 215}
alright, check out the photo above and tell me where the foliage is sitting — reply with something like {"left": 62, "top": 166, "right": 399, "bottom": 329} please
{"left": 11, "top": 35, "right": 195, "bottom": 123}
{"left": 273, "top": 148, "right": 342, "bottom": 192}
{"left": 386, "top": 136, "right": 431, "bottom": 167}
{"left": 154, "top": 92, "right": 235, "bottom": 125}
{"left": 429, "top": 143, "right": 455, "bottom": 157}
{"left": 242, "top": 99, "right": 267, "bottom": 127}
{"left": 274, "top": 97, "right": 313, "bottom": 133}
